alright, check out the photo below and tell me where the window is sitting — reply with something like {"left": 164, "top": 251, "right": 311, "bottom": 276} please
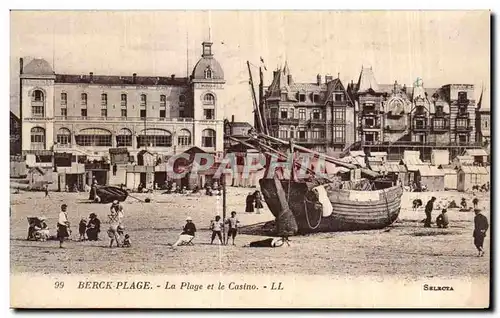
{"left": 140, "top": 94, "right": 147, "bottom": 106}
{"left": 457, "top": 118, "right": 468, "bottom": 128}
{"left": 280, "top": 109, "right": 288, "bottom": 119}
{"left": 30, "top": 127, "right": 45, "bottom": 150}
{"left": 335, "top": 94, "right": 343, "bottom": 102}
{"left": 205, "top": 67, "right": 213, "bottom": 79}
{"left": 121, "top": 94, "right": 127, "bottom": 106}
{"left": 365, "top": 133, "right": 374, "bottom": 142}
{"left": 179, "top": 110, "right": 185, "bottom": 118}
{"left": 138, "top": 129, "right": 172, "bottom": 148}
{"left": 160, "top": 110, "right": 166, "bottom": 118}
{"left": 178, "top": 129, "right": 191, "bottom": 146}
{"left": 365, "top": 118, "right": 375, "bottom": 127}
{"left": 414, "top": 119, "right": 426, "bottom": 129}
{"left": 81, "top": 93, "right": 87, "bottom": 105}
{"left": 485, "top": 121, "right": 488, "bottom": 128}
{"left": 204, "top": 109, "right": 215, "bottom": 120}
{"left": 201, "top": 129, "right": 216, "bottom": 147}
{"left": 203, "top": 93, "right": 215, "bottom": 105}
{"left": 333, "top": 107, "right": 345, "bottom": 123}
{"left": 76, "top": 128, "right": 112, "bottom": 147}
{"left": 81, "top": 109, "right": 87, "bottom": 118}
{"left": 299, "top": 109, "right": 306, "bottom": 120}
{"left": 101, "top": 109, "right": 107, "bottom": 117}
{"left": 31, "top": 90, "right": 44, "bottom": 117}
{"left": 290, "top": 127, "right": 295, "bottom": 139}
{"left": 433, "top": 118, "right": 446, "bottom": 129}
{"left": 270, "top": 108, "right": 278, "bottom": 119}
{"left": 311, "top": 129, "right": 323, "bottom": 139}
{"left": 288, "top": 108, "right": 294, "bottom": 119}
{"left": 312, "top": 109, "right": 321, "bottom": 120}
{"left": 140, "top": 109, "right": 147, "bottom": 119}
{"left": 458, "top": 134, "right": 467, "bottom": 144}
{"left": 160, "top": 95, "right": 166, "bottom": 107}
{"left": 116, "top": 128, "right": 132, "bottom": 147}
{"left": 60, "top": 108, "right": 67, "bottom": 117}
{"left": 101, "top": 93, "right": 107, "bottom": 106}
{"left": 32, "top": 90, "right": 44, "bottom": 102}
{"left": 179, "top": 95, "right": 186, "bottom": 104}
{"left": 313, "top": 94, "right": 320, "bottom": 103}
{"left": 333, "top": 126, "right": 344, "bottom": 143}
{"left": 61, "top": 93, "right": 67, "bottom": 105}
{"left": 458, "top": 91, "right": 468, "bottom": 103}
{"left": 279, "top": 129, "right": 288, "bottom": 139}
{"left": 435, "top": 105, "right": 443, "bottom": 114}
{"left": 298, "top": 129, "right": 306, "bottom": 139}
{"left": 121, "top": 109, "right": 127, "bottom": 118}
{"left": 56, "top": 128, "right": 71, "bottom": 146}
{"left": 299, "top": 94, "right": 306, "bottom": 102}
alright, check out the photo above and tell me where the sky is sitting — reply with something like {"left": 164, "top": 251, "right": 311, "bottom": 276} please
{"left": 10, "top": 10, "right": 490, "bottom": 122}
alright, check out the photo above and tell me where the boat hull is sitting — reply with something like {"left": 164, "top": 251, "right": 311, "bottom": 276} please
{"left": 93, "top": 186, "right": 128, "bottom": 204}
{"left": 259, "top": 178, "right": 403, "bottom": 234}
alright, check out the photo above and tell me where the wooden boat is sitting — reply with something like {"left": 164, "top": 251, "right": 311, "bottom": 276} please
{"left": 91, "top": 186, "right": 128, "bottom": 204}
{"left": 259, "top": 178, "right": 403, "bottom": 234}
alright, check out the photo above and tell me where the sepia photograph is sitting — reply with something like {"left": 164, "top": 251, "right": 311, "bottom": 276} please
{"left": 9, "top": 10, "right": 491, "bottom": 308}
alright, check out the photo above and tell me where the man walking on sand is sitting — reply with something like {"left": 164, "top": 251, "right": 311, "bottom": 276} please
{"left": 473, "top": 208, "right": 489, "bottom": 257}
{"left": 57, "top": 204, "right": 70, "bottom": 248}
{"left": 225, "top": 211, "right": 240, "bottom": 245}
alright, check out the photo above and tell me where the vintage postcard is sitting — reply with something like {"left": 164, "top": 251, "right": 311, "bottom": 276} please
{"left": 9, "top": 10, "right": 490, "bottom": 308}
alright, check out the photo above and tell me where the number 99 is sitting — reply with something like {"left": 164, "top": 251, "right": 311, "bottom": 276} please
{"left": 54, "top": 281, "right": 64, "bottom": 289}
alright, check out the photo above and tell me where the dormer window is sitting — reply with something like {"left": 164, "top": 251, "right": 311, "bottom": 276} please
{"left": 313, "top": 94, "right": 320, "bottom": 103}
{"left": 204, "top": 67, "right": 213, "bottom": 79}
{"left": 435, "top": 105, "right": 444, "bottom": 115}
{"left": 299, "top": 94, "right": 306, "bottom": 102}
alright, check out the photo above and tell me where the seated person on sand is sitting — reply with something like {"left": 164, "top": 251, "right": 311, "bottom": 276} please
{"left": 436, "top": 209, "right": 449, "bottom": 229}
{"left": 28, "top": 217, "right": 50, "bottom": 241}
{"left": 86, "top": 213, "right": 101, "bottom": 241}
{"left": 171, "top": 217, "right": 197, "bottom": 247}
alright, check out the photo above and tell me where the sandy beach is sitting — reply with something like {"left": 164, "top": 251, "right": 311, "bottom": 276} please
{"left": 10, "top": 186, "right": 490, "bottom": 280}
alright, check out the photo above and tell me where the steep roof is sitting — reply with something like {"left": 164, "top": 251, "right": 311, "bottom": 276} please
{"left": 357, "top": 67, "right": 380, "bottom": 92}
{"left": 23, "top": 58, "right": 54, "bottom": 75}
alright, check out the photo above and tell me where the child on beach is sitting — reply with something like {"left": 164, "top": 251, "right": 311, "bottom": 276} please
{"left": 78, "top": 218, "right": 87, "bottom": 241}
{"left": 210, "top": 215, "right": 223, "bottom": 245}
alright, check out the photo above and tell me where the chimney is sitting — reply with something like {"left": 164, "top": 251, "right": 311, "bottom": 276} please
{"left": 325, "top": 75, "right": 333, "bottom": 83}
{"left": 171, "top": 74, "right": 175, "bottom": 80}
{"left": 89, "top": 72, "right": 94, "bottom": 83}
{"left": 132, "top": 73, "right": 137, "bottom": 84}
{"left": 287, "top": 74, "right": 293, "bottom": 85}
{"left": 232, "top": 115, "right": 235, "bottom": 123}
{"left": 316, "top": 74, "right": 322, "bottom": 85}
{"left": 19, "top": 58, "right": 23, "bottom": 75}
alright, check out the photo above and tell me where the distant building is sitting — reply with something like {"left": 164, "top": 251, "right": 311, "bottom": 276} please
{"left": 263, "top": 62, "right": 355, "bottom": 154}
{"left": 475, "top": 87, "right": 490, "bottom": 148}
{"left": 18, "top": 40, "right": 226, "bottom": 187}
{"left": 347, "top": 67, "right": 483, "bottom": 161}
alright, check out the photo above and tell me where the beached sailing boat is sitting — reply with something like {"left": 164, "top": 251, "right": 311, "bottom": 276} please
{"left": 232, "top": 62, "right": 403, "bottom": 235}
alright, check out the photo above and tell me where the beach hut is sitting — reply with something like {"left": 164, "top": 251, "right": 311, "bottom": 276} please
{"left": 417, "top": 166, "right": 445, "bottom": 191}
{"left": 457, "top": 166, "right": 489, "bottom": 192}
{"left": 57, "top": 163, "right": 86, "bottom": 191}
{"left": 452, "top": 155, "right": 474, "bottom": 169}
{"left": 439, "top": 167, "right": 458, "bottom": 190}
{"left": 463, "top": 149, "right": 489, "bottom": 166}
{"left": 28, "top": 167, "right": 53, "bottom": 190}
{"left": 401, "top": 151, "right": 428, "bottom": 186}
{"left": 431, "top": 150, "right": 450, "bottom": 166}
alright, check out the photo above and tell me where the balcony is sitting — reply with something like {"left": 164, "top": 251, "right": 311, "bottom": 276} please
{"left": 362, "top": 109, "right": 378, "bottom": 116}
{"left": 360, "top": 123, "right": 381, "bottom": 130}
{"left": 332, "top": 101, "right": 348, "bottom": 106}
{"left": 412, "top": 125, "right": 429, "bottom": 132}
{"left": 293, "top": 138, "right": 328, "bottom": 144}
{"left": 30, "top": 101, "right": 44, "bottom": 107}
{"left": 384, "top": 125, "right": 407, "bottom": 132}
{"left": 84, "top": 162, "right": 110, "bottom": 170}
{"left": 457, "top": 98, "right": 470, "bottom": 106}
{"left": 54, "top": 116, "right": 195, "bottom": 122}
{"left": 269, "top": 117, "right": 300, "bottom": 125}
{"left": 432, "top": 125, "right": 449, "bottom": 132}
{"left": 455, "top": 125, "right": 473, "bottom": 132}
{"left": 308, "top": 118, "right": 326, "bottom": 125}
{"left": 457, "top": 110, "right": 470, "bottom": 118}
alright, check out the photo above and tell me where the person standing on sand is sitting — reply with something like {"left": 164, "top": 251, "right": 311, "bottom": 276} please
{"left": 210, "top": 215, "right": 223, "bottom": 245}
{"left": 245, "top": 192, "right": 255, "bottom": 213}
{"left": 225, "top": 211, "right": 240, "bottom": 245}
{"left": 473, "top": 208, "right": 489, "bottom": 257}
{"left": 57, "top": 204, "right": 70, "bottom": 248}
{"left": 424, "top": 197, "right": 436, "bottom": 228}
{"left": 253, "top": 190, "right": 264, "bottom": 214}
{"left": 473, "top": 197, "right": 479, "bottom": 210}
{"left": 44, "top": 184, "right": 49, "bottom": 198}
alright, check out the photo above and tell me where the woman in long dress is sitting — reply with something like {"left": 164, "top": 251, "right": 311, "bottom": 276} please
{"left": 245, "top": 192, "right": 255, "bottom": 213}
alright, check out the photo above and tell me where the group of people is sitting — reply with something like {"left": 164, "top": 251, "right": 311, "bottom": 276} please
{"left": 421, "top": 196, "right": 489, "bottom": 257}
{"left": 245, "top": 190, "right": 264, "bottom": 214}
{"left": 56, "top": 200, "right": 131, "bottom": 248}
{"left": 171, "top": 211, "right": 241, "bottom": 248}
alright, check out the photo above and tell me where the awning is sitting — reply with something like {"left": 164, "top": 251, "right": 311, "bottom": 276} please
{"left": 464, "top": 149, "right": 488, "bottom": 157}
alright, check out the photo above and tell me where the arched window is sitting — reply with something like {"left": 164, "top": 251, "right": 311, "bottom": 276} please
{"left": 178, "top": 129, "right": 191, "bottom": 146}
{"left": 138, "top": 129, "right": 172, "bottom": 148}
{"left": 203, "top": 93, "right": 215, "bottom": 105}
{"left": 160, "top": 95, "right": 166, "bottom": 107}
{"left": 201, "top": 129, "right": 216, "bottom": 148}
{"left": 31, "top": 90, "right": 45, "bottom": 117}
{"left": 76, "top": 128, "right": 112, "bottom": 147}
{"left": 116, "top": 128, "right": 132, "bottom": 147}
{"left": 140, "top": 94, "right": 147, "bottom": 106}
{"left": 204, "top": 67, "right": 213, "bottom": 79}
{"left": 30, "top": 127, "right": 46, "bottom": 150}
{"left": 56, "top": 128, "right": 71, "bottom": 147}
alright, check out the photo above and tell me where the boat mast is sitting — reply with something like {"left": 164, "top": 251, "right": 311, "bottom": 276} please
{"left": 247, "top": 61, "right": 265, "bottom": 134}
{"left": 259, "top": 66, "right": 269, "bottom": 134}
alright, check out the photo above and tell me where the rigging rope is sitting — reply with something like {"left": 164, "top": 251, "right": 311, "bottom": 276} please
{"left": 304, "top": 195, "right": 322, "bottom": 230}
